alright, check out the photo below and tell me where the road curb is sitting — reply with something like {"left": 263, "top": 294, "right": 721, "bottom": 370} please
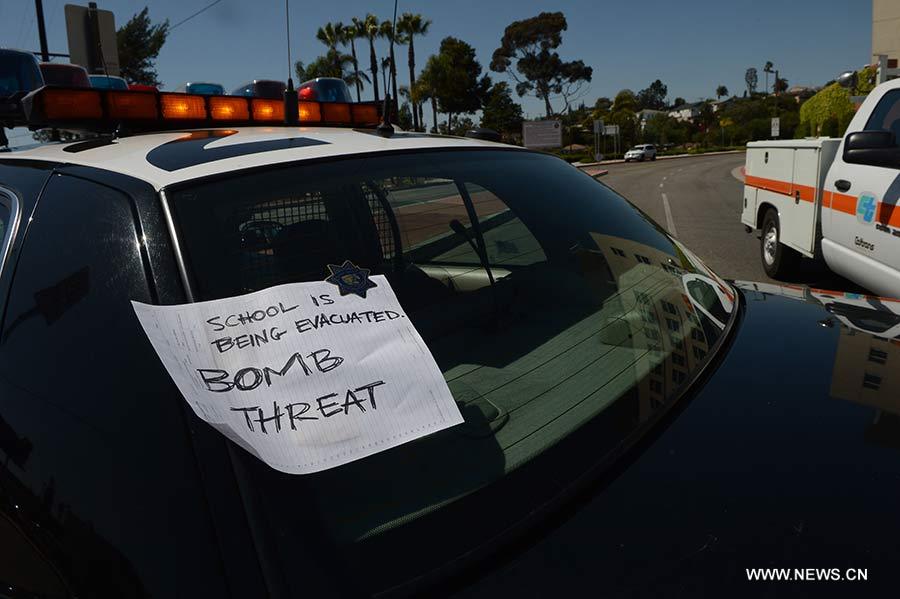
{"left": 575, "top": 149, "right": 745, "bottom": 169}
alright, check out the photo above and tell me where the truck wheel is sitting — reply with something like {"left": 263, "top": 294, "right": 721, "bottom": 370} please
{"left": 651, "top": 154, "right": 656, "bottom": 161}
{"left": 760, "top": 208, "right": 798, "bottom": 279}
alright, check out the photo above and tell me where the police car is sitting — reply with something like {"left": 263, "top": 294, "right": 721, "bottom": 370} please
{"left": 0, "top": 85, "right": 898, "bottom": 597}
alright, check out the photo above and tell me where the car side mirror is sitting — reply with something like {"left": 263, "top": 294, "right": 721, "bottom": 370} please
{"left": 843, "top": 131, "right": 900, "bottom": 168}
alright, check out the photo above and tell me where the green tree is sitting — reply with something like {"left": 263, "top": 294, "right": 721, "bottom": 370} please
{"left": 380, "top": 20, "right": 400, "bottom": 104}
{"left": 397, "top": 12, "right": 431, "bottom": 131}
{"left": 295, "top": 49, "right": 368, "bottom": 89}
{"left": 481, "top": 82, "right": 524, "bottom": 139}
{"left": 774, "top": 76, "right": 788, "bottom": 94}
{"left": 316, "top": 21, "right": 344, "bottom": 51}
{"left": 345, "top": 19, "right": 366, "bottom": 101}
{"left": 413, "top": 57, "right": 442, "bottom": 132}
{"left": 716, "top": 85, "right": 728, "bottom": 100}
{"left": 116, "top": 7, "right": 169, "bottom": 86}
{"left": 432, "top": 37, "right": 491, "bottom": 130}
{"left": 490, "top": 11, "right": 592, "bottom": 117}
{"left": 361, "top": 14, "right": 381, "bottom": 102}
{"left": 672, "top": 96, "right": 686, "bottom": 107}
{"left": 763, "top": 61, "right": 774, "bottom": 94}
{"left": 612, "top": 89, "right": 637, "bottom": 112}
{"left": 745, "top": 68, "right": 758, "bottom": 96}
{"left": 398, "top": 102, "right": 413, "bottom": 130}
{"left": 799, "top": 83, "right": 855, "bottom": 136}
{"left": 636, "top": 79, "right": 668, "bottom": 110}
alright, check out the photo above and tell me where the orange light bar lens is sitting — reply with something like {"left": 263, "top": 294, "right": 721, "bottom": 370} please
{"left": 160, "top": 94, "right": 206, "bottom": 119}
{"left": 209, "top": 97, "right": 249, "bottom": 121}
{"left": 107, "top": 91, "right": 158, "bottom": 119}
{"left": 41, "top": 89, "right": 103, "bottom": 119}
{"left": 251, "top": 98, "right": 284, "bottom": 121}
{"left": 322, "top": 102, "right": 351, "bottom": 123}
{"left": 298, "top": 101, "right": 321, "bottom": 123}
{"left": 351, "top": 104, "right": 379, "bottom": 125}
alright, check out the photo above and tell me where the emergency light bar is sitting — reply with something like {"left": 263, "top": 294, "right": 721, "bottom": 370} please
{"left": 14, "top": 86, "right": 382, "bottom": 132}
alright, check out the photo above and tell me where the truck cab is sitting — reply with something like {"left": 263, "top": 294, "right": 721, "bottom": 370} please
{"left": 742, "top": 77, "right": 900, "bottom": 298}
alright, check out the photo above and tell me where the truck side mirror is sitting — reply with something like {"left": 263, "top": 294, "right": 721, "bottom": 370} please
{"left": 836, "top": 70, "right": 858, "bottom": 89}
{"left": 843, "top": 131, "right": 900, "bottom": 168}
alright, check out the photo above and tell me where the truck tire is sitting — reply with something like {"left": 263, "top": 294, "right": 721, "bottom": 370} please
{"left": 760, "top": 208, "right": 799, "bottom": 279}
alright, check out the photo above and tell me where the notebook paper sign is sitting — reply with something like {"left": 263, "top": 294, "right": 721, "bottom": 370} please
{"left": 132, "top": 275, "right": 463, "bottom": 474}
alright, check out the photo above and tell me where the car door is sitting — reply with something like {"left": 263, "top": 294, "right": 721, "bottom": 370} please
{"left": 823, "top": 85, "right": 900, "bottom": 297}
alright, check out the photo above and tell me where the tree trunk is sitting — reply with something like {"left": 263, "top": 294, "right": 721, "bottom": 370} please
{"left": 408, "top": 36, "right": 419, "bottom": 131}
{"left": 447, "top": 112, "right": 452, "bottom": 135}
{"left": 369, "top": 38, "right": 379, "bottom": 102}
{"left": 431, "top": 97, "right": 437, "bottom": 133}
{"left": 350, "top": 38, "right": 361, "bottom": 102}
{"left": 389, "top": 42, "right": 398, "bottom": 105}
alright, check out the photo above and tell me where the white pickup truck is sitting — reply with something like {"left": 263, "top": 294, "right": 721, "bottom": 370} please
{"left": 741, "top": 77, "right": 900, "bottom": 298}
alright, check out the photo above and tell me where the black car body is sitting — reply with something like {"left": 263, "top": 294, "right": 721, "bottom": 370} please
{"left": 0, "top": 130, "right": 897, "bottom": 598}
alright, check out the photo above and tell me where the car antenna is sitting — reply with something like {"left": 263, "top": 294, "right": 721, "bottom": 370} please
{"left": 376, "top": 0, "right": 399, "bottom": 138}
{"left": 283, "top": 0, "right": 299, "bottom": 125}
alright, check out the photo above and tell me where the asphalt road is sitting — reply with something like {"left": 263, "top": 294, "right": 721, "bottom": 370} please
{"left": 594, "top": 154, "right": 866, "bottom": 292}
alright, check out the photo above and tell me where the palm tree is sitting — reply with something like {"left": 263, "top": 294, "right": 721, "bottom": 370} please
{"left": 362, "top": 14, "right": 381, "bottom": 102}
{"left": 316, "top": 21, "right": 344, "bottom": 53}
{"left": 397, "top": 12, "right": 431, "bottom": 131}
{"left": 716, "top": 85, "right": 728, "bottom": 100}
{"left": 380, "top": 19, "right": 399, "bottom": 104}
{"left": 763, "top": 61, "right": 774, "bottom": 95}
{"left": 346, "top": 18, "right": 367, "bottom": 102}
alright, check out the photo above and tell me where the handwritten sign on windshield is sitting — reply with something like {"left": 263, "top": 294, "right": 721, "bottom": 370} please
{"left": 132, "top": 276, "right": 462, "bottom": 474}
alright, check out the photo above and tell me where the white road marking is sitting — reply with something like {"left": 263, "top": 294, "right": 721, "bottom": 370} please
{"left": 659, "top": 183, "right": 664, "bottom": 188}
{"left": 663, "top": 176, "right": 668, "bottom": 181}
{"left": 662, "top": 192, "right": 677, "bottom": 237}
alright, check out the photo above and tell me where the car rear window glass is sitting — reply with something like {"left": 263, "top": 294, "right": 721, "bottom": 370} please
{"left": 170, "top": 149, "right": 737, "bottom": 594}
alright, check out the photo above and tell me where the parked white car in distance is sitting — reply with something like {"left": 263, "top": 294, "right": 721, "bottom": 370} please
{"left": 624, "top": 144, "right": 657, "bottom": 162}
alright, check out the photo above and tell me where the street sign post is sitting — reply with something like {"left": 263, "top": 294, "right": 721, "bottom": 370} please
{"left": 65, "top": 3, "right": 120, "bottom": 76}
{"left": 771, "top": 117, "right": 780, "bottom": 138}
{"left": 522, "top": 120, "right": 562, "bottom": 149}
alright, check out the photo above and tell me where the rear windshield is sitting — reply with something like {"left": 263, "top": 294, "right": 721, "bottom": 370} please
{"left": 187, "top": 83, "right": 224, "bottom": 95}
{"left": 0, "top": 52, "right": 42, "bottom": 95}
{"left": 40, "top": 64, "right": 88, "bottom": 87}
{"left": 170, "top": 148, "right": 736, "bottom": 593}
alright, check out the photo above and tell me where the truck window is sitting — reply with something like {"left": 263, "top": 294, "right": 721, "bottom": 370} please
{"left": 0, "top": 174, "right": 226, "bottom": 597}
{"left": 864, "top": 89, "right": 900, "bottom": 143}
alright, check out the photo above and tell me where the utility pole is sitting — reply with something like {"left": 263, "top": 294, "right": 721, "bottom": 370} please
{"left": 35, "top": 0, "right": 50, "bottom": 62}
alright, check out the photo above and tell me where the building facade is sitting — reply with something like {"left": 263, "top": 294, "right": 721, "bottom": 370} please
{"left": 873, "top": 0, "right": 900, "bottom": 65}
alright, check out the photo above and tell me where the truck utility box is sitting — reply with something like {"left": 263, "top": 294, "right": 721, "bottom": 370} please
{"left": 741, "top": 138, "right": 840, "bottom": 258}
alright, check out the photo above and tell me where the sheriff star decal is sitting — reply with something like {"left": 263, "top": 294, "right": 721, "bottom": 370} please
{"left": 325, "top": 261, "right": 377, "bottom": 298}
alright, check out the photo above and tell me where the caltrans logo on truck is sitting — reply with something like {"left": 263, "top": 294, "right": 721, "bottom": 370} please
{"left": 856, "top": 193, "right": 877, "bottom": 225}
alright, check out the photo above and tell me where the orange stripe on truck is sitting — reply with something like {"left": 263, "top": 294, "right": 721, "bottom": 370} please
{"left": 748, "top": 174, "right": 900, "bottom": 226}
{"left": 830, "top": 192, "right": 856, "bottom": 215}
{"left": 745, "top": 175, "right": 815, "bottom": 203}
{"left": 745, "top": 174, "right": 793, "bottom": 196}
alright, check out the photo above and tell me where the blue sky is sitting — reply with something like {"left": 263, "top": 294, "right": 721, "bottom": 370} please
{"left": 2, "top": 0, "right": 873, "bottom": 125}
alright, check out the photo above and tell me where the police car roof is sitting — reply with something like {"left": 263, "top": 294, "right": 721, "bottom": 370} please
{"left": 2, "top": 127, "right": 514, "bottom": 190}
